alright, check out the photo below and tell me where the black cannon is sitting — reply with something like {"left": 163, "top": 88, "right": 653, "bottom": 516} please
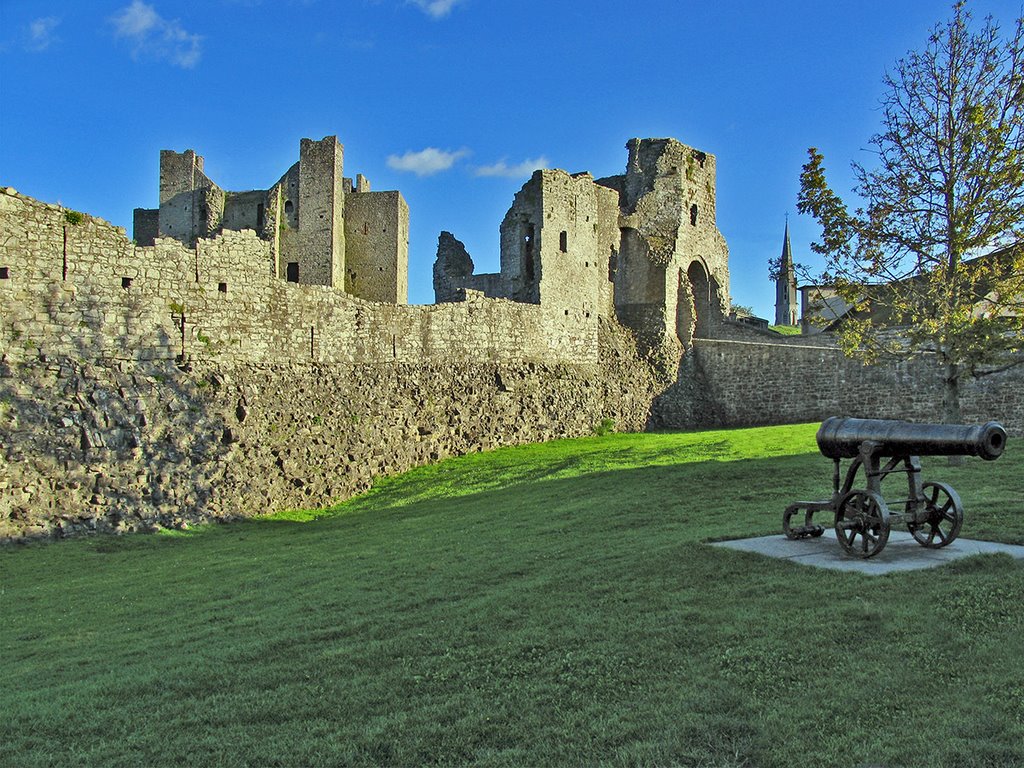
{"left": 783, "top": 417, "right": 1007, "bottom": 558}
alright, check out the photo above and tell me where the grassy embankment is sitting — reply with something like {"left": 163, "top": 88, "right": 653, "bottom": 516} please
{"left": 2, "top": 423, "right": 1023, "bottom": 767}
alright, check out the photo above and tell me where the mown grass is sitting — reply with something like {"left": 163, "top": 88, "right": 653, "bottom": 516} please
{"left": 2, "top": 423, "right": 1023, "bottom": 767}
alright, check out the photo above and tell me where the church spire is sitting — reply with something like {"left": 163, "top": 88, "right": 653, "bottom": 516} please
{"left": 774, "top": 220, "right": 798, "bottom": 326}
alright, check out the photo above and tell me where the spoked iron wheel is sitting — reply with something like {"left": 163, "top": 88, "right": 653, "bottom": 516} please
{"left": 835, "top": 490, "right": 891, "bottom": 558}
{"left": 907, "top": 481, "right": 964, "bottom": 548}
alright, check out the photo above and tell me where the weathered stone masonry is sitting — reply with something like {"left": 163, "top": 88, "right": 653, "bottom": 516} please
{"left": 0, "top": 187, "right": 663, "bottom": 539}
{"left": 2, "top": 133, "right": 1021, "bottom": 541}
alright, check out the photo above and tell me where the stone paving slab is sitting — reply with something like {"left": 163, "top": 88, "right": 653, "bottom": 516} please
{"left": 711, "top": 530, "right": 1024, "bottom": 575}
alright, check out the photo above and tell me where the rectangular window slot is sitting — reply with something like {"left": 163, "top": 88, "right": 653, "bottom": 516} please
{"left": 218, "top": 282, "right": 227, "bottom": 293}
{"left": 559, "top": 231, "right": 568, "bottom": 252}
{"left": 121, "top": 277, "right": 132, "bottom": 289}
{"left": 0, "top": 267, "right": 9, "bottom": 279}
{"left": 286, "top": 262, "right": 299, "bottom": 283}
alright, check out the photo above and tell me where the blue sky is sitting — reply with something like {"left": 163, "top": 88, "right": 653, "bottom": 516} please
{"left": 2, "top": 0, "right": 1021, "bottom": 316}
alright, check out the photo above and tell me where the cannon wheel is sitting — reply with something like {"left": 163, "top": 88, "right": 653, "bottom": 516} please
{"left": 908, "top": 481, "right": 964, "bottom": 548}
{"left": 835, "top": 490, "right": 890, "bottom": 558}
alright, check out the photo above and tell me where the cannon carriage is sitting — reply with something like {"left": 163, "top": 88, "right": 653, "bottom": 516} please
{"left": 783, "top": 417, "right": 1007, "bottom": 558}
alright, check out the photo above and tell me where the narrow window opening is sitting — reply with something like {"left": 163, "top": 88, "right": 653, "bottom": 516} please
{"left": 256, "top": 203, "right": 265, "bottom": 230}
{"left": 284, "top": 200, "right": 294, "bottom": 214}
{"left": 523, "top": 222, "right": 535, "bottom": 281}
{"left": 218, "top": 282, "right": 227, "bottom": 293}
{"left": 564, "top": 309, "right": 569, "bottom": 316}
{"left": 0, "top": 267, "right": 10, "bottom": 279}
{"left": 199, "top": 206, "right": 208, "bottom": 221}
{"left": 363, "top": 222, "right": 369, "bottom": 235}
{"left": 121, "top": 277, "right": 132, "bottom": 290}
{"left": 286, "top": 262, "right": 299, "bottom": 283}
{"left": 559, "top": 230, "right": 568, "bottom": 253}
{"left": 690, "top": 204, "right": 699, "bottom": 226}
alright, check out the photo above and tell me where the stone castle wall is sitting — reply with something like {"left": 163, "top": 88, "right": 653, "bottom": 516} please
{"left": 0, "top": 189, "right": 606, "bottom": 368}
{"left": 3, "top": 125, "right": 1022, "bottom": 543}
{"left": 344, "top": 191, "right": 409, "bottom": 304}
{"left": 0, "top": 188, "right": 665, "bottom": 540}
{"left": 652, "top": 338, "right": 1024, "bottom": 431}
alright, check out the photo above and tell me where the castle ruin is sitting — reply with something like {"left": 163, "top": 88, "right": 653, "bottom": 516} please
{"left": 433, "top": 138, "right": 730, "bottom": 353}
{"left": 135, "top": 135, "right": 732, "bottom": 355}
{"left": 1, "top": 133, "right": 1021, "bottom": 541}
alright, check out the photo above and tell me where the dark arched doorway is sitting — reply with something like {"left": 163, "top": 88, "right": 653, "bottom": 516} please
{"left": 677, "top": 260, "right": 720, "bottom": 344}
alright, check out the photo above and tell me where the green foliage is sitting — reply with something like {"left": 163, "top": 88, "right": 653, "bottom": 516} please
{"left": 797, "top": 3, "right": 1024, "bottom": 420}
{"left": 592, "top": 417, "right": 615, "bottom": 436}
{"left": 3, "top": 425, "right": 1024, "bottom": 767}
{"left": 168, "top": 301, "right": 185, "bottom": 315}
{"left": 770, "top": 324, "right": 801, "bottom": 336}
{"left": 63, "top": 209, "right": 84, "bottom": 226}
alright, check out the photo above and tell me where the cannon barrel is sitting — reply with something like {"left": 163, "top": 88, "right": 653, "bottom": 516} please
{"left": 816, "top": 416, "right": 1007, "bottom": 461}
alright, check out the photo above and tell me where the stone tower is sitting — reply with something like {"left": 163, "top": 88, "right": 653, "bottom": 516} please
{"left": 775, "top": 221, "right": 798, "bottom": 326}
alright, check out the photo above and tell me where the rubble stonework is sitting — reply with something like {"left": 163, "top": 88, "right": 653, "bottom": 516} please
{"left": 434, "top": 138, "right": 732, "bottom": 354}
{"left": 136, "top": 136, "right": 407, "bottom": 302}
{"left": 2, "top": 134, "right": 1022, "bottom": 541}
{"left": 0, "top": 178, "right": 665, "bottom": 540}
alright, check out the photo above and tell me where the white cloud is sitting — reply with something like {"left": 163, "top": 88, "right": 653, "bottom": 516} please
{"left": 25, "top": 16, "right": 60, "bottom": 52}
{"left": 475, "top": 157, "right": 549, "bottom": 179}
{"left": 409, "top": 0, "right": 463, "bottom": 19}
{"left": 387, "top": 147, "right": 470, "bottom": 177}
{"left": 110, "top": 1, "right": 202, "bottom": 69}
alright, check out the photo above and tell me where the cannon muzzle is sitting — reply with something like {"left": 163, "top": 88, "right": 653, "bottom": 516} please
{"left": 816, "top": 416, "right": 1007, "bottom": 461}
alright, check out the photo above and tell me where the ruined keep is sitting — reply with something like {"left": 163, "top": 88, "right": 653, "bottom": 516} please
{"left": 434, "top": 138, "right": 731, "bottom": 354}
{"left": 2, "top": 134, "right": 1022, "bottom": 542}
{"left": 134, "top": 136, "right": 409, "bottom": 303}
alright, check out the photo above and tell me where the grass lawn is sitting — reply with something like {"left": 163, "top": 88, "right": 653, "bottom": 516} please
{"left": 2, "top": 423, "right": 1023, "bottom": 767}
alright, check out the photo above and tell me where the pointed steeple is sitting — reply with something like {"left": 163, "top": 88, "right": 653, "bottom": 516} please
{"left": 774, "top": 219, "right": 798, "bottom": 326}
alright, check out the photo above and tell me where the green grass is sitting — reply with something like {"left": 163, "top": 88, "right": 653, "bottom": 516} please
{"left": 769, "top": 325, "right": 802, "bottom": 336}
{"left": 2, "top": 423, "right": 1024, "bottom": 767}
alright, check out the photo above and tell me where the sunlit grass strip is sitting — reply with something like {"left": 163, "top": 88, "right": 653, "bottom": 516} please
{"left": 271, "top": 422, "right": 822, "bottom": 522}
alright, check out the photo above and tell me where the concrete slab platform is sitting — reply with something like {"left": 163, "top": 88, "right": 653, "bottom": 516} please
{"left": 711, "top": 530, "right": 1024, "bottom": 575}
